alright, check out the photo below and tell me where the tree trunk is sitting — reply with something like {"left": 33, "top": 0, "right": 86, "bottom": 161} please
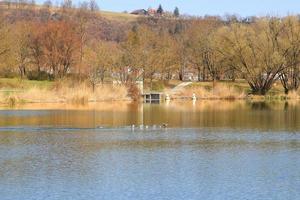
{"left": 198, "top": 67, "right": 201, "bottom": 82}
{"left": 179, "top": 65, "right": 185, "bottom": 81}
{"left": 19, "top": 65, "right": 26, "bottom": 79}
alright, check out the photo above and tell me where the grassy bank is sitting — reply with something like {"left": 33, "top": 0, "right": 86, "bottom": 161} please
{"left": 0, "top": 78, "right": 299, "bottom": 106}
{"left": 0, "top": 78, "right": 129, "bottom": 105}
{"left": 173, "top": 80, "right": 300, "bottom": 100}
{"left": 142, "top": 79, "right": 299, "bottom": 101}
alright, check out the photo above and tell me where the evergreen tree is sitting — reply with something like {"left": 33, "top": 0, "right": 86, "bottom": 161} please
{"left": 173, "top": 7, "right": 180, "bottom": 17}
{"left": 157, "top": 4, "right": 163, "bottom": 15}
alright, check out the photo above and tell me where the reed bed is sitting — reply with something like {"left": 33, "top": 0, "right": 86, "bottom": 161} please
{"left": 0, "top": 82, "right": 129, "bottom": 105}
{"left": 175, "top": 84, "right": 246, "bottom": 100}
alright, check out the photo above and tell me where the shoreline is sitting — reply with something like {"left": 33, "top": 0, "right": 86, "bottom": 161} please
{"left": 0, "top": 96, "right": 299, "bottom": 107}
{"left": 1, "top": 79, "right": 299, "bottom": 106}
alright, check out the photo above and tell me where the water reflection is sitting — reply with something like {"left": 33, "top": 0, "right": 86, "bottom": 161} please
{"left": 0, "top": 101, "right": 300, "bottom": 200}
{"left": 249, "top": 101, "right": 271, "bottom": 110}
{"left": 0, "top": 100, "right": 300, "bottom": 131}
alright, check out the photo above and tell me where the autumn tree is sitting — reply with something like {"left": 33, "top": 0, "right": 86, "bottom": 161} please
{"left": 156, "top": 32, "right": 178, "bottom": 81}
{"left": 37, "top": 21, "right": 79, "bottom": 79}
{"left": 218, "top": 19, "right": 288, "bottom": 95}
{"left": 121, "top": 26, "right": 144, "bottom": 83}
{"left": 75, "top": 4, "right": 91, "bottom": 76}
{"left": 173, "top": 22, "right": 191, "bottom": 81}
{"left": 279, "top": 16, "right": 300, "bottom": 94}
{"left": 86, "top": 41, "right": 120, "bottom": 90}
{"left": 0, "top": 15, "right": 9, "bottom": 59}
{"left": 89, "top": 0, "right": 99, "bottom": 12}
{"left": 3, "top": 0, "right": 12, "bottom": 9}
{"left": 0, "top": 15, "right": 11, "bottom": 75}
{"left": 7, "top": 23, "right": 31, "bottom": 78}
{"left": 136, "top": 26, "right": 160, "bottom": 87}
{"left": 61, "top": 0, "right": 73, "bottom": 10}
{"left": 27, "top": 23, "right": 44, "bottom": 74}
{"left": 187, "top": 18, "right": 224, "bottom": 82}
{"left": 43, "top": 0, "right": 52, "bottom": 8}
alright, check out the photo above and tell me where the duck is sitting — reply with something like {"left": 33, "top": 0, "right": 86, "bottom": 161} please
{"left": 162, "top": 123, "right": 168, "bottom": 128}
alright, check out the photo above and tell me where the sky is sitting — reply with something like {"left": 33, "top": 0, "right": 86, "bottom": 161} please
{"left": 38, "top": 0, "right": 300, "bottom": 17}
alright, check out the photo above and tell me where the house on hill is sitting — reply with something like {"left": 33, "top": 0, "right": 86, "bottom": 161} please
{"left": 130, "top": 9, "right": 148, "bottom": 16}
{"left": 147, "top": 8, "right": 157, "bottom": 16}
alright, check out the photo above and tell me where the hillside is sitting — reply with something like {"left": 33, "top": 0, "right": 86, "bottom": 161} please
{"left": 2, "top": 1, "right": 300, "bottom": 100}
{"left": 0, "top": 2, "right": 139, "bottom": 22}
{"left": 0, "top": 3, "right": 139, "bottom": 42}
{"left": 100, "top": 10, "right": 139, "bottom": 22}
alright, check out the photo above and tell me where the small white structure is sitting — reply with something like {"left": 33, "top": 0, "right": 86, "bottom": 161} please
{"left": 165, "top": 94, "right": 171, "bottom": 101}
{"left": 192, "top": 93, "right": 197, "bottom": 101}
{"left": 136, "top": 81, "right": 144, "bottom": 94}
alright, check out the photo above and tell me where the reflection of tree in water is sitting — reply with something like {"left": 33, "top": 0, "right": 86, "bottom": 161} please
{"left": 283, "top": 101, "right": 299, "bottom": 130}
{"left": 249, "top": 102, "right": 271, "bottom": 110}
{"left": 283, "top": 101, "right": 299, "bottom": 111}
{"left": 284, "top": 101, "right": 289, "bottom": 111}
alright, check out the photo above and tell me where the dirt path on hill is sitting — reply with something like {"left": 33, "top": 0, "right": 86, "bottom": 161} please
{"left": 168, "top": 82, "right": 192, "bottom": 94}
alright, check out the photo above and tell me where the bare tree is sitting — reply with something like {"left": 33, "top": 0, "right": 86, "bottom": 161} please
{"left": 89, "top": 0, "right": 99, "bottom": 12}
{"left": 43, "top": 0, "right": 52, "bottom": 9}
{"left": 280, "top": 17, "right": 300, "bottom": 94}
{"left": 219, "top": 19, "right": 288, "bottom": 95}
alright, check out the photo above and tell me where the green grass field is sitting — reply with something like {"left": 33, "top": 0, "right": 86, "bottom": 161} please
{"left": 100, "top": 10, "right": 139, "bottom": 22}
{"left": 0, "top": 78, "right": 53, "bottom": 90}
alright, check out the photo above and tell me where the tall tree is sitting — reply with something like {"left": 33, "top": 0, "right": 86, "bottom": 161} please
{"left": 0, "top": 15, "right": 10, "bottom": 74}
{"left": 87, "top": 41, "right": 119, "bottom": 90}
{"left": 280, "top": 16, "right": 300, "bottom": 94}
{"left": 62, "top": 0, "right": 73, "bottom": 10}
{"left": 218, "top": 19, "right": 288, "bottom": 95}
{"left": 75, "top": 5, "right": 90, "bottom": 76}
{"left": 38, "top": 21, "right": 79, "bottom": 78}
{"left": 89, "top": 0, "right": 99, "bottom": 12}
{"left": 43, "top": 0, "right": 52, "bottom": 8}
{"left": 0, "top": 16, "right": 9, "bottom": 58}
{"left": 28, "top": 23, "right": 44, "bottom": 74}
{"left": 12, "top": 22, "right": 31, "bottom": 78}
{"left": 173, "top": 7, "right": 180, "bottom": 18}
{"left": 157, "top": 4, "right": 163, "bottom": 15}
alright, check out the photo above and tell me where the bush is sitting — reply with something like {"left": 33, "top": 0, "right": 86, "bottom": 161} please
{"left": 151, "top": 81, "right": 165, "bottom": 91}
{"left": 27, "top": 71, "right": 53, "bottom": 81}
{"left": 127, "top": 83, "right": 141, "bottom": 101}
{"left": 0, "top": 69, "right": 18, "bottom": 78}
{"left": 6, "top": 96, "right": 17, "bottom": 107}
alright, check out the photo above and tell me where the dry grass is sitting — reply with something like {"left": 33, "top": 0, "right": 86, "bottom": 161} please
{"left": 286, "top": 90, "right": 300, "bottom": 100}
{"left": 0, "top": 101, "right": 137, "bottom": 111}
{"left": 175, "top": 84, "right": 246, "bottom": 100}
{"left": 100, "top": 10, "right": 139, "bottom": 22}
{"left": 92, "top": 84, "right": 129, "bottom": 101}
{"left": 0, "top": 82, "right": 129, "bottom": 105}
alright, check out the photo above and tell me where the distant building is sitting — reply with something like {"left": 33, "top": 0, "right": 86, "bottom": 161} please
{"left": 147, "top": 8, "right": 157, "bottom": 16}
{"left": 130, "top": 9, "right": 148, "bottom": 16}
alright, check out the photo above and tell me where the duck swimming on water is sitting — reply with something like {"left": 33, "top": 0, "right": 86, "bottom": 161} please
{"left": 162, "top": 123, "right": 168, "bottom": 128}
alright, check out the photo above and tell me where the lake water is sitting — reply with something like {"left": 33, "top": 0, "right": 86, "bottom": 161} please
{"left": 0, "top": 101, "right": 300, "bottom": 200}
